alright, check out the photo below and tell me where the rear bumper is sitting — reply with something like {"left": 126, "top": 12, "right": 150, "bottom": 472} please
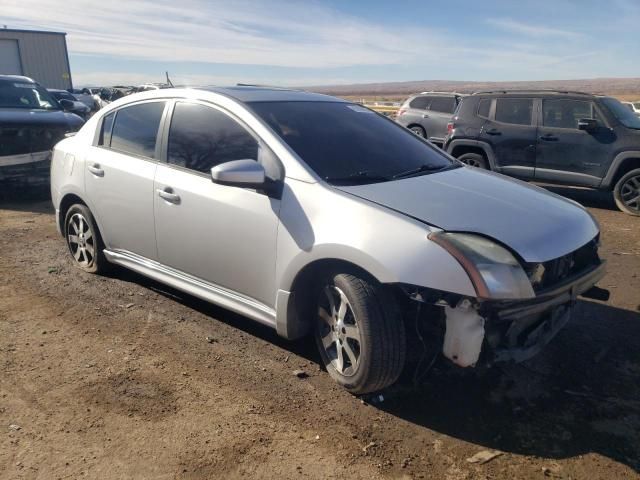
{"left": 480, "top": 260, "right": 606, "bottom": 364}
{"left": 0, "top": 152, "right": 51, "bottom": 185}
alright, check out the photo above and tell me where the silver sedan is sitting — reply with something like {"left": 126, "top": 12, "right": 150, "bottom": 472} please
{"left": 50, "top": 86, "right": 606, "bottom": 394}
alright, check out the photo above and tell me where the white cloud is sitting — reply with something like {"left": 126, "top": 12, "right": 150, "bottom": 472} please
{"left": 487, "top": 18, "right": 582, "bottom": 39}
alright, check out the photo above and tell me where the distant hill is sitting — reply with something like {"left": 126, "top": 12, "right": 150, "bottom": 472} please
{"left": 307, "top": 78, "right": 640, "bottom": 99}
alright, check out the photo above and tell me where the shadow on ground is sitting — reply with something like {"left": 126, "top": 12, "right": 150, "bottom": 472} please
{"left": 540, "top": 184, "right": 618, "bottom": 211}
{"left": 106, "top": 265, "right": 640, "bottom": 472}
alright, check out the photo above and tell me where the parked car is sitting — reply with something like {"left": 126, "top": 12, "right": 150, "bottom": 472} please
{"left": 51, "top": 87, "right": 606, "bottom": 394}
{"left": 48, "top": 89, "right": 91, "bottom": 119}
{"left": 444, "top": 90, "right": 640, "bottom": 215}
{"left": 396, "top": 92, "right": 466, "bottom": 147}
{"left": 68, "top": 88, "right": 99, "bottom": 111}
{"left": 0, "top": 75, "right": 84, "bottom": 185}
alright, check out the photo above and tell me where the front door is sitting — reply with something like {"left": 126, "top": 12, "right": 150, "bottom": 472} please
{"left": 153, "top": 101, "right": 281, "bottom": 307}
{"left": 480, "top": 97, "right": 537, "bottom": 179}
{"left": 535, "top": 98, "right": 614, "bottom": 186}
{"left": 84, "top": 101, "right": 166, "bottom": 259}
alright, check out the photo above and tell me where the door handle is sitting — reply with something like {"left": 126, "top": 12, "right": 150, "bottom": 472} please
{"left": 421, "top": 114, "right": 429, "bottom": 119}
{"left": 157, "top": 187, "right": 181, "bottom": 204}
{"left": 88, "top": 163, "right": 104, "bottom": 177}
{"left": 485, "top": 128, "right": 501, "bottom": 135}
{"left": 540, "top": 134, "right": 558, "bottom": 141}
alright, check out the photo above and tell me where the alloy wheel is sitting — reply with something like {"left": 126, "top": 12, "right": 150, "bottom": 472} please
{"left": 620, "top": 174, "right": 640, "bottom": 212}
{"left": 67, "top": 213, "right": 95, "bottom": 267}
{"left": 317, "top": 285, "right": 362, "bottom": 377}
{"left": 463, "top": 157, "right": 482, "bottom": 168}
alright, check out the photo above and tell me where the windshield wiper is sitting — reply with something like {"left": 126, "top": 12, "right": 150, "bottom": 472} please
{"left": 324, "top": 170, "right": 391, "bottom": 185}
{"left": 391, "top": 163, "right": 454, "bottom": 180}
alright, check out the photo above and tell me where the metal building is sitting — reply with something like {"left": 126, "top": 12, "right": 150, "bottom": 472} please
{"left": 0, "top": 28, "right": 72, "bottom": 89}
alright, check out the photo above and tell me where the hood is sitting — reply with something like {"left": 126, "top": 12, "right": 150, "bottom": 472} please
{"left": 0, "top": 108, "right": 84, "bottom": 128}
{"left": 336, "top": 167, "right": 599, "bottom": 263}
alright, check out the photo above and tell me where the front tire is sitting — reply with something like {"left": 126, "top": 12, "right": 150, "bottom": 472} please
{"left": 613, "top": 168, "right": 640, "bottom": 216}
{"left": 409, "top": 125, "right": 426, "bottom": 137}
{"left": 458, "top": 152, "right": 488, "bottom": 169}
{"left": 64, "top": 204, "right": 108, "bottom": 273}
{"left": 314, "top": 273, "right": 406, "bottom": 394}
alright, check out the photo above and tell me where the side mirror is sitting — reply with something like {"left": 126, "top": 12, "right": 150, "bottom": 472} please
{"left": 59, "top": 99, "right": 75, "bottom": 111}
{"left": 577, "top": 118, "right": 598, "bottom": 132}
{"left": 211, "top": 159, "right": 265, "bottom": 188}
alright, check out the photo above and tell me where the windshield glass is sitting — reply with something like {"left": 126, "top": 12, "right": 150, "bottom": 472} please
{"left": 249, "top": 101, "right": 455, "bottom": 184}
{"left": 600, "top": 97, "right": 640, "bottom": 129}
{"left": 0, "top": 80, "right": 60, "bottom": 110}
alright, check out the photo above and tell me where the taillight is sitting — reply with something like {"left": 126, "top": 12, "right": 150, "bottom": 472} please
{"left": 447, "top": 122, "right": 455, "bottom": 134}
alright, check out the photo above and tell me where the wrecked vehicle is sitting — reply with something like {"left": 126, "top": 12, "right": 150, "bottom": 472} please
{"left": 1, "top": 75, "right": 84, "bottom": 186}
{"left": 48, "top": 89, "right": 92, "bottom": 120}
{"left": 50, "top": 87, "right": 606, "bottom": 394}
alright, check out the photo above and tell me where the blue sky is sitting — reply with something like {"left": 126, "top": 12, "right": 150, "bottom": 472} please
{"left": 2, "top": 0, "right": 639, "bottom": 87}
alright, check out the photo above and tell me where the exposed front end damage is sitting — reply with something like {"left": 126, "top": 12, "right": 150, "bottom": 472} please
{"left": 400, "top": 235, "right": 608, "bottom": 369}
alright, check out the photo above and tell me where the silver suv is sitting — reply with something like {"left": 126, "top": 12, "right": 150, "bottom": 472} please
{"left": 51, "top": 87, "right": 606, "bottom": 394}
{"left": 396, "top": 92, "right": 465, "bottom": 147}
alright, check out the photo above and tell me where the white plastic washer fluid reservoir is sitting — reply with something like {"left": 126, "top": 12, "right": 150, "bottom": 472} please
{"left": 443, "top": 300, "right": 485, "bottom": 367}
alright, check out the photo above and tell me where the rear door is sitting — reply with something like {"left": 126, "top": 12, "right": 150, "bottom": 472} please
{"left": 84, "top": 101, "right": 167, "bottom": 259}
{"left": 479, "top": 97, "right": 537, "bottom": 179}
{"left": 423, "top": 96, "right": 457, "bottom": 143}
{"left": 535, "top": 98, "right": 612, "bottom": 186}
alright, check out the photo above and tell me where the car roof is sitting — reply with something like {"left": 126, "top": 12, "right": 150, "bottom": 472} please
{"left": 47, "top": 89, "right": 68, "bottom": 93}
{"left": 471, "top": 89, "right": 600, "bottom": 98}
{"left": 0, "top": 75, "right": 36, "bottom": 83}
{"left": 197, "top": 86, "right": 346, "bottom": 103}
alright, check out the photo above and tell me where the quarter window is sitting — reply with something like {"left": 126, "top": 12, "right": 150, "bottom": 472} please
{"left": 409, "top": 96, "right": 430, "bottom": 110}
{"left": 99, "top": 111, "right": 115, "bottom": 146}
{"left": 167, "top": 102, "right": 259, "bottom": 174}
{"left": 109, "top": 102, "right": 165, "bottom": 158}
{"left": 494, "top": 98, "right": 533, "bottom": 126}
{"left": 543, "top": 99, "right": 596, "bottom": 129}
{"left": 428, "top": 96, "right": 456, "bottom": 114}
{"left": 477, "top": 98, "right": 491, "bottom": 118}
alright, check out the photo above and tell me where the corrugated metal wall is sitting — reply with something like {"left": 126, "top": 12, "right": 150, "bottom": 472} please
{"left": 0, "top": 29, "right": 72, "bottom": 89}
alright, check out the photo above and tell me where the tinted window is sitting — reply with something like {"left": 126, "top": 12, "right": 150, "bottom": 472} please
{"left": 543, "top": 99, "right": 594, "bottom": 129}
{"left": 600, "top": 97, "right": 640, "bottom": 129}
{"left": 110, "top": 102, "right": 165, "bottom": 158}
{"left": 99, "top": 112, "right": 115, "bottom": 146}
{"left": 477, "top": 98, "right": 491, "bottom": 118}
{"left": 250, "top": 101, "right": 454, "bottom": 184}
{"left": 429, "top": 96, "right": 456, "bottom": 114}
{"left": 409, "top": 96, "right": 430, "bottom": 110}
{"left": 0, "top": 80, "right": 59, "bottom": 110}
{"left": 495, "top": 98, "right": 533, "bottom": 126}
{"left": 167, "top": 102, "right": 259, "bottom": 174}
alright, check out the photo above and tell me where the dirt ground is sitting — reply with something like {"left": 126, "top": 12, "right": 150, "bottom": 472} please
{"left": 1, "top": 186, "right": 639, "bottom": 480}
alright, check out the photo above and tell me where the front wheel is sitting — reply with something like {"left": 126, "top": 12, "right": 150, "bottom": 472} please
{"left": 314, "top": 273, "right": 406, "bottom": 394}
{"left": 613, "top": 168, "right": 640, "bottom": 215}
{"left": 409, "top": 125, "right": 426, "bottom": 137}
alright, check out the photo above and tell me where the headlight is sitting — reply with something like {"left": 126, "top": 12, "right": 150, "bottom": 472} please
{"left": 429, "top": 232, "right": 534, "bottom": 300}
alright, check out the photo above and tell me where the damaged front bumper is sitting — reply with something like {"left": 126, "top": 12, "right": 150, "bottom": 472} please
{"left": 479, "top": 260, "right": 607, "bottom": 365}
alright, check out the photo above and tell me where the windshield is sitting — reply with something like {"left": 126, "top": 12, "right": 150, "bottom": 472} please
{"left": 0, "top": 80, "right": 60, "bottom": 110}
{"left": 249, "top": 101, "right": 455, "bottom": 184}
{"left": 600, "top": 97, "right": 640, "bottom": 129}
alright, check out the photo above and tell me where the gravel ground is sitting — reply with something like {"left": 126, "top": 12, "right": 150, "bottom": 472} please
{"left": 1, "top": 186, "right": 639, "bottom": 480}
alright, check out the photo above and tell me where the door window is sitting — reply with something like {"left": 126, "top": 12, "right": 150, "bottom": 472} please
{"left": 167, "top": 102, "right": 259, "bottom": 174}
{"left": 408, "top": 96, "right": 430, "bottom": 110}
{"left": 109, "top": 102, "right": 165, "bottom": 158}
{"left": 542, "top": 99, "right": 596, "bottom": 129}
{"left": 428, "top": 96, "right": 456, "bottom": 114}
{"left": 494, "top": 98, "right": 533, "bottom": 126}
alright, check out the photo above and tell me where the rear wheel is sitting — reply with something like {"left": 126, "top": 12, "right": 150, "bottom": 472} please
{"left": 614, "top": 168, "right": 640, "bottom": 215}
{"left": 314, "top": 272, "right": 406, "bottom": 394}
{"left": 458, "top": 152, "right": 488, "bottom": 169}
{"left": 64, "top": 204, "right": 109, "bottom": 273}
{"left": 409, "top": 125, "right": 426, "bottom": 137}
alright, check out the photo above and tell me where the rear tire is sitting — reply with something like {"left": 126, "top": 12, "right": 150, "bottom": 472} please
{"left": 314, "top": 272, "right": 406, "bottom": 395}
{"left": 458, "top": 152, "right": 488, "bottom": 169}
{"left": 409, "top": 125, "right": 426, "bottom": 137}
{"left": 613, "top": 168, "right": 640, "bottom": 215}
{"left": 64, "top": 204, "right": 109, "bottom": 273}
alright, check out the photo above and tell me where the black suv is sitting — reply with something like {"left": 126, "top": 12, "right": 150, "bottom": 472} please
{"left": 444, "top": 91, "right": 640, "bottom": 215}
